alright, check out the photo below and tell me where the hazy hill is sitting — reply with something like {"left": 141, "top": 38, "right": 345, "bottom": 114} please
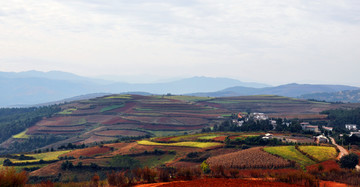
{"left": 0, "top": 71, "right": 269, "bottom": 107}
{"left": 190, "top": 83, "right": 359, "bottom": 98}
{"left": 301, "top": 89, "right": 360, "bottom": 103}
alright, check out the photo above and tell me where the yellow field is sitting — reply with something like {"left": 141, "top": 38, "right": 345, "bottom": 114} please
{"left": 137, "top": 140, "right": 222, "bottom": 148}
{"left": 198, "top": 135, "right": 220, "bottom": 140}
{"left": 12, "top": 150, "right": 71, "bottom": 163}
{"left": 104, "top": 95, "right": 132, "bottom": 99}
{"left": 264, "top": 146, "right": 316, "bottom": 166}
{"left": 58, "top": 108, "right": 77, "bottom": 115}
{"left": 12, "top": 130, "right": 30, "bottom": 139}
{"left": 298, "top": 146, "right": 337, "bottom": 162}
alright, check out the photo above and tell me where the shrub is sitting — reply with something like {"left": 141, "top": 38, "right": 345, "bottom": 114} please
{"left": 211, "top": 165, "right": 226, "bottom": 178}
{"left": 91, "top": 173, "right": 100, "bottom": 186}
{"left": 0, "top": 167, "right": 28, "bottom": 187}
{"left": 142, "top": 167, "right": 157, "bottom": 183}
{"left": 107, "top": 171, "right": 126, "bottom": 186}
{"left": 340, "top": 153, "right": 359, "bottom": 169}
{"left": 201, "top": 161, "right": 211, "bottom": 174}
{"left": 229, "top": 169, "right": 239, "bottom": 178}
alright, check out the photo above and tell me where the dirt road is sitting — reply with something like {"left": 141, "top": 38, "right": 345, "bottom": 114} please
{"left": 330, "top": 137, "right": 348, "bottom": 159}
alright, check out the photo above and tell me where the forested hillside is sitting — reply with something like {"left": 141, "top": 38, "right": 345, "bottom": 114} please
{"left": 0, "top": 106, "right": 60, "bottom": 143}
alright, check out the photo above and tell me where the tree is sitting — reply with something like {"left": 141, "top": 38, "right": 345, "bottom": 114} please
{"left": 340, "top": 153, "right": 359, "bottom": 169}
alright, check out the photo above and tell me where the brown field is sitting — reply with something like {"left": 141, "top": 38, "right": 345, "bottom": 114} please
{"left": 268, "top": 114, "right": 328, "bottom": 120}
{"left": 207, "top": 147, "right": 291, "bottom": 169}
{"left": 95, "top": 130, "right": 147, "bottom": 137}
{"left": 101, "top": 116, "right": 136, "bottom": 125}
{"left": 62, "top": 146, "right": 111, "bottom": 158}
{"left": 78, "top": 135, "right": 117, "bottom": 144}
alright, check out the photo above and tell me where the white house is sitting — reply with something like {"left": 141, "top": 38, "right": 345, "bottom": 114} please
{"left": 262, "top": 133, "right": 273, "bottom": 140}
{"left": 323, "top": 127, "right": 333, "bottom": 131}
{"left": 345, "top": 124, "right": 357, "bottom": 131}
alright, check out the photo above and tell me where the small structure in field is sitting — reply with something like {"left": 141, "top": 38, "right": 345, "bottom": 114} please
{"left": 345, "top": 124, "right": 357, "bottom": 131}
{"left": 262, "top": 133, "right": 273, "bottom": 140}
{"left": 315, "top": 135, "right": 329, "bottom": 143}
{"left": 301, "top": 122, "right": 319, "bottom": 133}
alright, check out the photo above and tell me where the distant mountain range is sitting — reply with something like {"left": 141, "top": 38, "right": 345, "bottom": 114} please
{"left": 1, "top": 70, "right": 359, "bottom": 107}
{"left": 300, "top": 89, "right": 360, "bottom": 103}
{"left": 189, "top": 83, "right": 359, "bottom": 98}
{"left": 0, "top": 71, "right": 269, "bottom": 107}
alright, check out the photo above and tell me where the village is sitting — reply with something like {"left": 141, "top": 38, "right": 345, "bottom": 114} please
{"left": 232, "top": 112, "right": 359, "bottom": 145}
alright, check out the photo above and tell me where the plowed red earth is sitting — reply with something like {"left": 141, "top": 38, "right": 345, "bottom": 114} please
{"left": 96, "top": 130, "right": 147, "bottom": 137}
{"left": 136, "top": 178, "right": 303, "bottom": 187}
{"left": 306, "top": 160, "right": 340, "bottom": 172}
{"left": 62, "top": 146, "right": 111, "bottom": 158}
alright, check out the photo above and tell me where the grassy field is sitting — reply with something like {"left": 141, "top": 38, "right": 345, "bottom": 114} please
{"left": 139, "top": 154, "right": 176, "bottom": 168}
{"left": 299, "top": 146, "right": 337, "bottom": 162}
{"left": 58, "top": 108, "right": 77, "bottom": 115}
{"left": 100, "top": 104, "right": 124, "bottom": 112}
{"left": 137, "top": 140, "right": 222, "bottom": 148}
{"left": 17, "top": 150, "right": 71, "bottom": 162}
{"left": 104, "top": 95, "right": 132, "bottom": 99}
{"left": 12, "top": 130, "right": 30, "bottom": 139}
{"left": 198, "top": 135, "right": 221, "bottom": 140}
{"left": 263, "top": 146, "right": 316, "bottom": 166}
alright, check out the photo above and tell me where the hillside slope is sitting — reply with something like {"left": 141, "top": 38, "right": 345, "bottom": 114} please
{"left": 190, "top": 83, "right": 359, "bottom": 97}
{"left": 301, "top": 89, "right": 360, "bottom": 103}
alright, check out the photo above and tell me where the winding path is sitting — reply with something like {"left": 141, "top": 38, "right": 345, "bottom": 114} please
{"left": 330, "top": 137, "right": 360, "bottom": 170}
{"left": 330, "top": 137, "right": 348, "bottom": 160}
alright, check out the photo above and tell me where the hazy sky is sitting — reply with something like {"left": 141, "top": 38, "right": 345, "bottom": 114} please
{"left": 0, "top": 0, "right": 359, "bottom": 85}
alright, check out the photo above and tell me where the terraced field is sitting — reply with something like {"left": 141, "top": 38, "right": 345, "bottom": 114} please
{"left": 137, "top": 140, "right": 222, "bottom": 148}
{"left": 263, "top": 146, "right": 316, "bottom": 166}
{"left": 207, "top": 147, "right": 291, "bottom": 169}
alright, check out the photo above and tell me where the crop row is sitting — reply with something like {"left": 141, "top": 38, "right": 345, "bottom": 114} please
{"left": 207, "top": 147, "right": 292, "bottom": 169}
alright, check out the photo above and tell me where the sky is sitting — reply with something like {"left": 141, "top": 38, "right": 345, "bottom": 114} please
{"left": 0, "top": 0, "right": 359, "bottom": 85}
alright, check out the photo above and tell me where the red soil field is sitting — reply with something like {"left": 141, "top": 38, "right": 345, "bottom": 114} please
{"left": 168, "top": 161, "right": 200, "bottom": 168}
{"left": 142, "top": 123, "right": 206, "bottom": 130}
{"left": 111, "top": 102, "right": 137, "bottom": 113}
{"left": 30, "top": 162, "right": 62, "bottom": 177}
{"left": 95, "top": 130, "right": 147, "bottom": 137}
{"left": 79, "top": 135, "right": 117, "bottom": 144}
{"left": 101, "top": 116, "right": 136, "bottom": 125}
{"left": 213, "top": 136, "right": 226, "bottom": 141}
{"left": 35, "top": 116, "right": 84, "bottom": 127}
{"left": 237, "top": 168, "right": 299, "bottom": 178}
{"left": 138, "top": 178, "right": 303, "bottom": 187}
{"left": 306, "top": 160, "right": 340, "bottom": 172}
{"left": 63, "top": 146, "right": 111, "bottom": 158}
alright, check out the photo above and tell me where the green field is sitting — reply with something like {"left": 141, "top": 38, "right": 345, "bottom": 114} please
{"left": 14, "top": 150, "right": 71, "bottom": 163}
{"left": 137, "top": 140, "right": 222, "bottom": 148}
{"left": 100, "top": 104, "right": 125, "bottom": 112}
{"left": 198, "top": 135, "right": 221, "bottom": 140}
{"left": 299, "top": 146, "right": 337, "bottom": 162}
{"left": 139, "top": 154, "right": 176, "bottom": 168}
{"left": 58, "top": 108, "right": 77, "bottom": 115}
{"left": 12, "top": 130, "right": 30, "bottom": 139}
{"left": 264, "top": 146, "right": 316, "bottom": 166}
